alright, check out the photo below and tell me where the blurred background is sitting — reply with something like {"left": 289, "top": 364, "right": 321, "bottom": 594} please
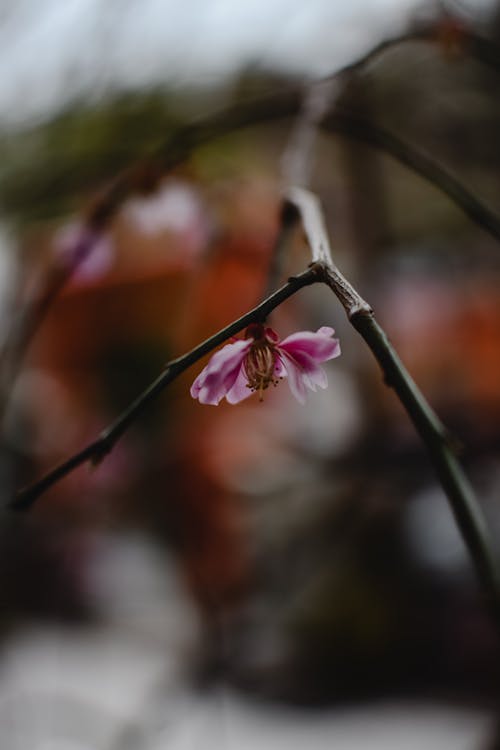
{"left": 0, "top": 0, "right": 499, "bottom": 748}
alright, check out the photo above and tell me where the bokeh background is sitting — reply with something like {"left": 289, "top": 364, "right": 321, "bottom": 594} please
{"left": 0, "top": 0, "right": 499, "bottom": 747}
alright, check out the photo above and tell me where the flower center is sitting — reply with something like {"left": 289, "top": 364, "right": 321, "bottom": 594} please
{"left": 244, "top": 340, "right": 280, "bottom": 401}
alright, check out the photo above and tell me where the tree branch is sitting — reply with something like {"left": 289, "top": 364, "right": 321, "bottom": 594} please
{"left": 11, "top": 23, "right": 500, "bottom": 629}
{"left": 39, "top": 22, "right": 500, "bottom": 256}
{"left": 288, "top": 186, "right": 500, "bottom": 629}
{"left": 322, "top": 111, "right": 500, "bottom": 243}
{"left": 6, "top": 20, "right": 499, "bottom": 388}
{"left": 12, "top": 182, "right": 500, "bottom": 635}
{"left": 11, "top": 266, "right": 318, "bottom": 511}
{"left": 263, "top": 200, "right": 301, "bottom": 297}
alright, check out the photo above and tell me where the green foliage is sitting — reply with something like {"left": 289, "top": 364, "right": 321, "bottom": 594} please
{"left": 0, "top": 90, "right": 181, "bottom": 223}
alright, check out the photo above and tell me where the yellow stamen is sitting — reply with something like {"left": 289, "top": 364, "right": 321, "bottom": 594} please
{"left": 244, "top": 339, "right": 280, "bottom": 400}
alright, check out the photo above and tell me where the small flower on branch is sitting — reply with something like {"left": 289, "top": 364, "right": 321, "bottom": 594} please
{"left": 190, "top": 323, "right": 340, "bottom": 405}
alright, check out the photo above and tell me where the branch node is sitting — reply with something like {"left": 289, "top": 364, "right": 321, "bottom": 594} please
{"left": 348, "top": 303, "right": 375, "bottom": 320}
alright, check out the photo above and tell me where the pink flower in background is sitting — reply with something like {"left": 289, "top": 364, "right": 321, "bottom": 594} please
{"left": 54, "top": 222, "right": 114, "bottom": 282}
{"left": 190, "top": 323, "right": 340, "bottom": 405}
{"left": 127, "top": 180, "right": 211, "bottom": 263}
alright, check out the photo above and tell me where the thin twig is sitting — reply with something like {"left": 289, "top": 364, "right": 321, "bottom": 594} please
{"left": 287, "top": 186, "right": 372, "bottom": 318}
{"left": 11, "top": 266, "right": 319, "bottom": 511}
{"left": 265, "top": 74, "right": 337, "bottom": 293}
{"left": 333, "top": 27, "right": 433, "bottom": 78}
{"left": 349, "top": 310, "right": 500, "bottom": 627}
{"left": 281, "top": 78, "right": 340, "bottom": 187}
{"left": 330, "top": 22, "right": 500, "bottom": 78}
{"left": 263, "top": 200, "right": 301, "bottom": 298}
{"left": 11, "top": 19, "right": 500, "bottom": 533}
{"left": 322, "top": 111, "right": 500, "bottom": 243}
{"left": 0, "top": 242, "right": 96, "bottom": 414}
{"left": 288, "top": 186, "right": 500, "bottom": 629}
{"left": 11, "top": 185, "right": 500, "bottom": 636}
{"left": 465, "top": 27, "right": 500, "bottom": 73}
{"left": 155, "top": 95, "right": 500, "bottom": 245}
{"left": 33, "top": 22, "right": 500, "bottom": 258}
{"left": 7, "top": 20, "right": 500, "bottom": 382}
{"left": 329, "top": 19, "right": 500, "bottom": 78}
{"left": 5, "top": 98, "right": 499, "bottom": 415}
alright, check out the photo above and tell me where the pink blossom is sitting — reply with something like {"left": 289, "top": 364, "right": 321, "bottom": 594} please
{"left": 190, "top": 323, "right": 340, "bottom": 405}
{"left": 54, "top": 222, "right": 114, "bottom": 282}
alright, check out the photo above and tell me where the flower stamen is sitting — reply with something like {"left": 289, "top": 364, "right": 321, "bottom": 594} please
{"left": 244, "top": 341, "right": 279, "bottom": 401}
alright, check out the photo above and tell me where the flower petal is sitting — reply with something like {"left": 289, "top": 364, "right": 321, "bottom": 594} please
{"left": 277, "top": 352, "right": 307, "bottom": 404}
{"left": 317, "top": 326, "right": 335, "bottom": 337}
{"left": 274, "top": 357, "right": 286, "bottom": 378}
{"left": 279, "top": 327, "right": 340, "bottom": 362}
{"left": 191, "top": 325, "right": 340, "bottom": 406}
{"left": 279, "top": 348, "right": 329, "bottom": 390}
{"left": 190, "top": 339, "right": 252, "bottom": 405}
{"left": 264, "top": 326, "right": 280, "bottom": 344}
{"left": 225, "top": 362, "right": 253, "bottom": 404}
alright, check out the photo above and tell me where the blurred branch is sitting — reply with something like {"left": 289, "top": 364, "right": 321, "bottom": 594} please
{"left": 11, "top": 266, "right": 318, "bottom": 511}
{"left": 263, "top": 200, "right": 301, "bottom": 297}
{"left": 75, "top": 58, "right": 500, "bottom": 243}
{"left": 323, "top": 111, "right": 500, "bottom": 242}
{"left": 465, "top": 27, "right": 500, "bottom": 72}
{"left": 6, "top": 99, "right": 499, "bottom": 406}
{"left": 14, "top": 183, "right": 500, "bottom": 636}
{"left": 281, "top": 78, "right": 339, "bottom": 186}
{"left": 0, "top": 229, "right": 105, "bottom": 417}
{"left": 0, "top": 269, "right": 67, "bottom": 399}
{"left": 288, "top": 185, "right": 500, "bottom": 630}
{"left": 10, "top": 16, "right": 500, "bottom": 529}
{"left": 158, "top": 97, "right": 500, "bottom": 246}
{"left": 5, "top": 18, "right": 500, "bottom": 383}
{"left": 21, "top": 18, "right": 500, "bottom": 244}
{"left": 334, "top": 20, "right": 500, "bottom": 76}
{"left": 265, "top": 74, "right": 339, "bottom": 293}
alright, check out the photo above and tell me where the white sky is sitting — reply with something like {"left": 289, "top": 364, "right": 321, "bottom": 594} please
{"left": 0, "top": 0, "right": 496, "bottom": 127}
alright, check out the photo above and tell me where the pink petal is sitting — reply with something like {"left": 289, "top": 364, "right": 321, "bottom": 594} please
{"left": 284, "top": 349, "right": 329, "bottom": 390}
{"left": 225, "top": 362, "right": 253, "bottom": 404}
{"left": 279, "top": 327, "right": 340, "bottom": 362}
{"left": 54, "top": 222, "right": 114, "bottom": 281}
{"left": 264, "top": 326, "right": 280, "bottom": 344}
{"left": 274, "top": 357, "right": 286, "bottom": 378}
{"left": 317, "top": 326, "right": 335, "bottom": 337}
{"left": 277, "top": 352, "right": 307, "bottom": 404}
{"left": 190, "top": 339, "right": 252, "bottom": 405}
